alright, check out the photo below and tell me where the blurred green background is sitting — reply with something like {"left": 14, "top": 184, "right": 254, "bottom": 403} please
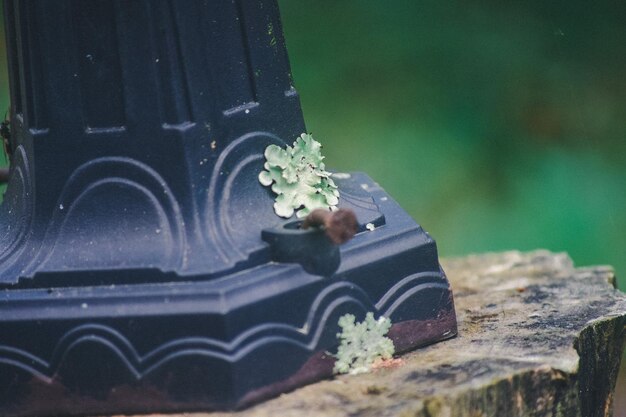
{"left": 0, "top": 0, "right": 624, "bottom": 412}
{"left": 277, "top": 0, "right": 625, "bottom": 281}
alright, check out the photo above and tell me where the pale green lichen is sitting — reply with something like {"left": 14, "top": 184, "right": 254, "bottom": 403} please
{"left": 259, "top": 133, "right": 339, "bottom": 218}
{"left": 333, "top": 312, "right": 395, "bottom": 375}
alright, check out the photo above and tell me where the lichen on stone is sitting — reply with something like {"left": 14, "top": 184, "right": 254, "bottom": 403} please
{"left": 333, "top": 312, "right": 395, "bottom": 375}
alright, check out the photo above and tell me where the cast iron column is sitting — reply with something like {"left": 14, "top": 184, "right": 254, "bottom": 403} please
{"left": 1, "top": 0, "right": 304, "bottom": 285}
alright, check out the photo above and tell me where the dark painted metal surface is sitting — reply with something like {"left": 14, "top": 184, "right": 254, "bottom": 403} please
{"left": 0, "top": 1, "right": 457, "bottom": 415}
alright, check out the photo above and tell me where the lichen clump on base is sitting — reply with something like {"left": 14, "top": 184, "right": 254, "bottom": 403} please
{"left": 333, "top": 312, "right": 395, "bottom": 375}
{"left": 259, "top": 133, "right": 339, "bottom": 218}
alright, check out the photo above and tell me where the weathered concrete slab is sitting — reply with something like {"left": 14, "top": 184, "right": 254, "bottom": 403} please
{"left": 107, "top": 251, "right": 626, "bottom": 417}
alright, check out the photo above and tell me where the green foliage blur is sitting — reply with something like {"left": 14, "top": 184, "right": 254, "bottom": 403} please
{"left": 0, "top": 1, "right": 624, "bottom": 286}
{"left": 277, "top": 0, "right": 626, "bottom": 286}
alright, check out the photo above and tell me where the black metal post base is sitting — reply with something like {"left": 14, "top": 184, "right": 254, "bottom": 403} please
{"left": 1, "top": 1, "right": 457, "bottom": 415}
{"left": 0, "top": 173, "right": 456, "bottom": 416}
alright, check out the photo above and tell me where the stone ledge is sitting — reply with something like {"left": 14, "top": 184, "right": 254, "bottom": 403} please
{"left": 110, "top": 250, "right": 626, "bottom": 417}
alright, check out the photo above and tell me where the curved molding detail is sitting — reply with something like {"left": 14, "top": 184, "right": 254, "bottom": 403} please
{"left": 205, "top": 131, "right": 286, "bottom": 265}
{"left": 0, "top": 345, "right": 50, "bottom": 382}
{"left": 0, "top": 284, "right": 367, "bottom": 381}
{"left": 30, "top": 157, "right": 185, "bottom": 274}
{"left": 0, "top": 145, "right": 34, "bottom": 272}
{"left": 375, "top": 271, "right": 448, "bottom": 314}
{"left": 0, "top": 273, "right": 448, "bottom": 382}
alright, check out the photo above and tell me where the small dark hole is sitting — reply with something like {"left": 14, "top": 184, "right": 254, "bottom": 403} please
{"left": 283, "top": 220, "right": 304, "bottom": 230}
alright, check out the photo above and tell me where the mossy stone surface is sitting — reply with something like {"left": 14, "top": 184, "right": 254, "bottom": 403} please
{"left": 114, "top": 251, "right": 625, "bottom": 417}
